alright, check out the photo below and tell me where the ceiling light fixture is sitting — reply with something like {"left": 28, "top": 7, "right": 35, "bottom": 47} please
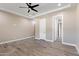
{"left": 58, "top": 3, "right": 61, "bottom": 7}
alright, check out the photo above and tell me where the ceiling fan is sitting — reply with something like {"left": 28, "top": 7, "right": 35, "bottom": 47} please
{"left": 19, "top": 3, "right": 39, "bottom": 13}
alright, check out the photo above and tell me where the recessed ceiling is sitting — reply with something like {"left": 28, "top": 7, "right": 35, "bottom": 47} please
{"left": 0, "top": 3, "right": 70, "bottom": 19}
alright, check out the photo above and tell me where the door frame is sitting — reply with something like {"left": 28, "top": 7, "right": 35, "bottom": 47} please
{"left": 52, "top": 14, "right": 63, "bottom": 43}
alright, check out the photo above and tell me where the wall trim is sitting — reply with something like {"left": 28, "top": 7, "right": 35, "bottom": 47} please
{"left": 0, "top": 36, "right": 34, "bottom": 44}
{"left": 31, "top": 4, "right": 71, "bottom": 18}
{"left": 75, "top": 45, "right": 79, "bottom": 54}
{"left": 0, "top": 8, "right": 31, "bottom": 19}
{"left": 62, "top": 42, "right": 77, "bottom": 47}
{"left": 62, "top": 42, "right": 79, "bottom": 54}
{"left": 35, "top": 38, "right": 54, "bottom": 42}
{"left": 0, "top": 4, "right": 71, "bottom": 19}
{"left": 45, "top": 39, "right": 54, "bottom": 42}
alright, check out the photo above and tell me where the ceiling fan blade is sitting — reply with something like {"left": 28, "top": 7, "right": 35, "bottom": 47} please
{"left": 31, "top": 8, "right": 38, "bottom": 12}
{"left": 28, "top": 9, "right": 30, "bottom": 13}
{"left": 19, "top": 6, "right": 27, "bottom": 8}
{"left": 32, "top": 4, "right": 39, "bottom": 8}
{"left": 26, "top": 3, "right": 29, "bottom": 6}
{"left": 25, "top": 3, "right": 39, "bottom": 13}
{"left": 29, "top": 3, "right": 32, "bottom": 5}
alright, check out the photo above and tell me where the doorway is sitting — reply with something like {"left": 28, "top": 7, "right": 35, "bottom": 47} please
{"left": 39, "top": 18, "right": 46, "bottom": 40}
{"left": 53, "top": 15, "right": 63, "bottom": 43}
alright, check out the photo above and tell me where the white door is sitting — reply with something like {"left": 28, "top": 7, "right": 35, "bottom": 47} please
{"left": 39, "top": 18, "right": 46, "bottom": 40}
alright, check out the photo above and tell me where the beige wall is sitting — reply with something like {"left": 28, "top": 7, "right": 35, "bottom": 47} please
{"left": 76, "top": 4, "right": 79, "bottom": 50}
{"left": 0, "top": 10, "right": 34, "bottom": 43}
{"left": 63, "top": 6, "right": 76, "bottom": 44}
{"left": 35, "top": 5, "right": 77, "bottom": 44}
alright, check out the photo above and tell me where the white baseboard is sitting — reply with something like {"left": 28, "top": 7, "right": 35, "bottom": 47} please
{"left": 35, "top": 38, "right": 40, "bottom": 40}
{"left": 44, "top": 39, "right": 54, "bottom": 42}
{"left": 0, "top": 36, "right": 34, "bottom": 44}
{"left": 75, "top": 45, "right": 79, "bottom": 54}
{"left": 62, "top": 42, "right": 76, "bottom": 47}
{"left": 35, "top": 38, "right": 54, "bottom": 42}
{"left": 62, "top": 42, "right": 79, "bottom": 54}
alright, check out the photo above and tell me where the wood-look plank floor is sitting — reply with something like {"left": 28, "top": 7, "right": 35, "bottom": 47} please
{"left": 0, "top": 37, "right": 79, "bottom": 56}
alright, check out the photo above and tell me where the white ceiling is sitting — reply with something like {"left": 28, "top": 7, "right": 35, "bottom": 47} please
{"left": 0, "top": 3, "right": 70, "bottom": 19}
